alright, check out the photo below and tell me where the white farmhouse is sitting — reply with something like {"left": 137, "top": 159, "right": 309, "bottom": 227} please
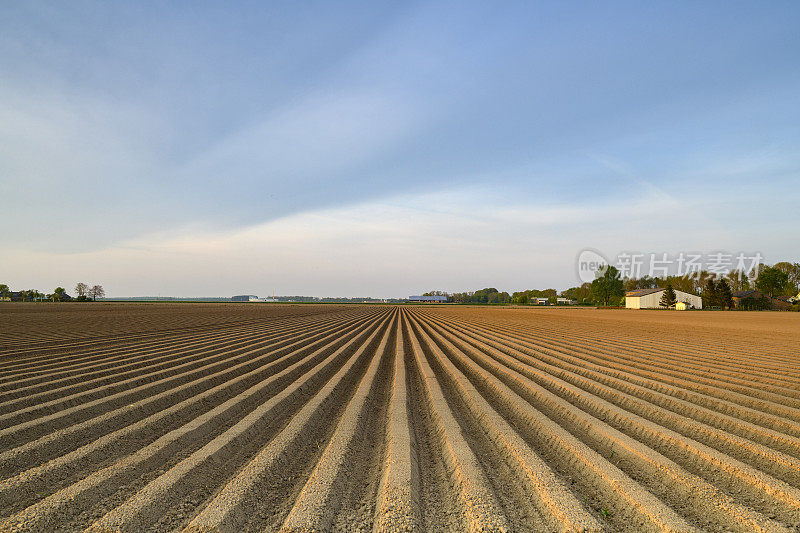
{"left": 625, "top": 288, "right": 702, "bottom": 309}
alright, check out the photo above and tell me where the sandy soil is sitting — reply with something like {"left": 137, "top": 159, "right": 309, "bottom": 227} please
{"left": 1, "top": 303, "right": 799, "bottom": 532}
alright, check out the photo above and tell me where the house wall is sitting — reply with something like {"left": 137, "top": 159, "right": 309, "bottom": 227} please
{"left": 625, "top": 296, "right": 642, "bottom": 309}
{"left": 626, "top": 290, "right": 702, "bottom": 309}
{"left": 639, "top": 292, "right": 664, "bottom": 308}
{"left": 674, "top": 290, "right": 703, "bottom": 309}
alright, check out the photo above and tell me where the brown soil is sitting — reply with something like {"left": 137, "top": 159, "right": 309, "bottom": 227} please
{"left": 1, "top": 303, "right": 799, "bottom": 532}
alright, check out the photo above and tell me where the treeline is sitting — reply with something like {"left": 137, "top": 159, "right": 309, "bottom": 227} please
{"left": 421, "top": 260, "right": 800, "bottom": 308}
{"left": 423, "top": 288, "right": 572, "bottom": 305}
{"left": 617, "top": 262, "right": 799, "bottom": 308}
{"left": 0, "top": 283, "right": 105, "bottom": 302}
{"left": 620, "top": 262, "right": 799, "bottom": 298}
{"left": 269, "top": 296, "right": 402, "bottom": 303}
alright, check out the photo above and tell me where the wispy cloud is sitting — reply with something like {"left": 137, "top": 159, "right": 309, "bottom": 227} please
{"left": 4, "top": 183, "right": 796, "bottom": 297}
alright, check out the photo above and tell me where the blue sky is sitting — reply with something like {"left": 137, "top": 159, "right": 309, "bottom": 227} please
{"left": 2, "top": 1, "right": 799, "bottom": 297}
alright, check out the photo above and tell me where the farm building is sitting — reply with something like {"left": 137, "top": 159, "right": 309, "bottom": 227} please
{"left": 625, "top": 288, "right": 702, "bottom": 309}
{"left": 556, "top": 297, "right": 577, "bottom": 305}
{"left": 533, "top": 297, "right": 549, "bottom": 305}
{"left": 408, "top": 295, "right": 448, "bottom": 303}
{"left": 732, "top": 290, "right": 793, "bottom": 310}
{"left": 231, "top": 295, "right": 259, "bottom": 302}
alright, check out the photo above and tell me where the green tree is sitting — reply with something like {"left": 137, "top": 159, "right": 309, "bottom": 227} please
{"left": 591, "top": 266, "right": 624, "bottom": 306}
{"left": 560, "top": 283, "right": 593, "bottom": 304}
{"left": 665, "top": 275, "right": 696, "bottom": 295}
{"left": 726, "top": 269, "right": 750, "bottom": 292}
{"left": 659, "top": 284, "right": 676, "bottom": 308}
{"left": 0, "top": 284, "right": 10, "bottom": 299}
{"left": 717, "top": 278, "right": 733, "bottom": 310}
{"left": 27, "top": 289, "right": 44, "bottom": 302}
{"left": 75, "top": 282, "right": 89, "bottom": 298}
{"left": 511, "top": 292, "right": 530, "bottom": 305}
{"left": 755, "top": 266, "right": 789, "bottom": 297}
{"left": 703, "top": 279, "right": 718, "bottom": 308}
{"left": 53, "top": 287, "right": 66, "bottom": 302}
{"left": 772, "top": 262, "right": 800, "bottom": 295}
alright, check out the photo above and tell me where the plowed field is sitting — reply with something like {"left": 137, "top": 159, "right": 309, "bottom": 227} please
{"left": 1, "top": 303, "right": 799, "bottom": 532}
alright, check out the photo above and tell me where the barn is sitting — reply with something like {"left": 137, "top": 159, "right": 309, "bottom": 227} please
{"left": 625, "top": 288, "right": 702, "bottom": 309}
{"left": 732, "top": 290, "right": 793, "bottom": 310}
{"left": 231, "top": 295, "right": 258, "bottom": 302}
{"left": 408, "top": 295, "right": 448, "bottom": 303}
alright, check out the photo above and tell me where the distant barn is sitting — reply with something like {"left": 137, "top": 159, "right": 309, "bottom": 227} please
{"left": 409, "top": 295, "right": 448, "bottom": 303}
{"left": 733, "top": 290, "right": 793, "bottom": 310}
{"left": 231, "top": 295, "right": 259, "bottom": 302}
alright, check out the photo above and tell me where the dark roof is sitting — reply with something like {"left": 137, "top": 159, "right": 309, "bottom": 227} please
{"left": 732, "top": 290, "right": 759, "bottom": 298}
{"left": 409, "top": 295, "right": 447, "bottom": 301}
{"left": 625, "top": 288, "right": 664, "bottom": 297}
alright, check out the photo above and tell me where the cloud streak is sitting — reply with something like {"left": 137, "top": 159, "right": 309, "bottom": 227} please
{"left": 4, "top": 182, "right": 797, "bottom": 298}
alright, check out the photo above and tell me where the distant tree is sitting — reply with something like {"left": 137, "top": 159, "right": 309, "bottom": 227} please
{"left": 422, "top": 290, "right": 448, "bottom": 297}
{"left": 726, "top": 269, "right": 750, "bottom": 292}
{"left": 659, "top": 284, "right": 676, "bottom": 308}
{"left": 28, "top": 289, "right": 44, "bottom": 302}
{"left": 540, "top": 288, "right": 558, "bottom": 299}
{"left": 512, "top": 292, "right": 530, "bottom": 305}
{"left": 772, "top": 262, "right": 800, "bottom": 295}
{"left": 75, "top": 283, "right": 89, "bottom": 298}
{"left": 623, "top": 278, "right": 638, "bottom": 292}
{"left": 579, "top": 282, "right": 593, "bottom": 303}
{"left": 591, "top": 266, "right": 624, "bottom": 306}
{"left": 560, "top": 283, "right": 593, "bottom": 304}
{"left": 717, "top": 278, "right": 733, "bottom": 310}
{"left": 755, "top": 266, "right": 789, "bottom": 297}
{"left": 88, "top": 285, "right": 105, "bottom": 301}
{"left": 703, "top": 279, "right": 719, "bottom": 308}
{"left": 665, "top": 275, "right": 696, "bottom": 295}
{"left": 560, "top": 287, "right": 578, "bottom": 302}
{"left": 645, "top": 276, "right": 661, "bottom": 289}
{"left": 692, "top": 270, "right": 712, "bottom": 296}
{"left": 0, "top": 284, "right": 10, "bottom": 299}
{"left": 52, "top": 287, "right": 66, "bottom": 302}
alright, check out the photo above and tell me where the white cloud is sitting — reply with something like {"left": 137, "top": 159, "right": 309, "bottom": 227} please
{"left": 5, "top": 184, "right": 795, "bottom": 298}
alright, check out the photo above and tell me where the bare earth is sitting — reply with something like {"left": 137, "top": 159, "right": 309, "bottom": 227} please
{"left": 1, "top": 303, "right": 799, "bottom": 532}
